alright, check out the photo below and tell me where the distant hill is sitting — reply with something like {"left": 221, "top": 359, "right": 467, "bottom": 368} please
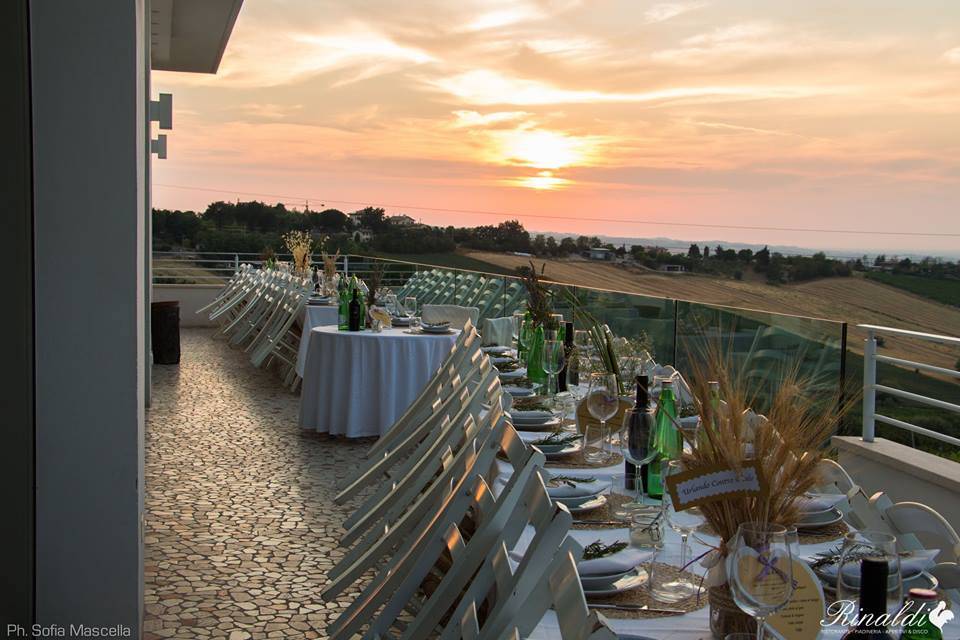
{"left": 465, "top": 251, "right": 960, "bottom": 375}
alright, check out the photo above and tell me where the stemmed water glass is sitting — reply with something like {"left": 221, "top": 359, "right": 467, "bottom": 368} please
{"left": 618, "top": 408, "right": 657, "bottom": 508}
{"left": 661, "top": 460, "right": 708, "bottom": 600}
{"left": 728, "top": 522, "right": 794, "bottom": 640}
{"left": 541, "top": 339, "right": 565, "bottom": 397}
{"left": 512, "top": 311, "right": 525, "bottom": 353}
{"left": 585, "top": 373, "right": 619, "bottom": 464}
{"left": 836, "top": 531, "right": 902, "bottom": 619}
{"left": 403, "top": 296, "right": 417, "bottom": 321}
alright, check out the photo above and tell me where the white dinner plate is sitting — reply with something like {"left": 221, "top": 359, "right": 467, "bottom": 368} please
{"left": 579, "top": 567, "right": 635, "bottom": 590}
{"left": 794, "top": 507, "right": 843, "bottom": 530}
{"left": 497, "top": 368, "right": 527, "bottom": 380}
{"left": 391, "top": 316, "right": 412, "bottom": 326}
{"left": 583, "top": 570, "right": 649, "bottom": 597}
{"left": 491, "top": 356, "right": 518, "bottom": 365}
{"left": 511, "top": 416, "right": 562, "bottom": 431}
{"left": 504, "top": 386, "right": 536, "bottom": 397}
{"left": 565, "top": 495, "right": 608, "bottom": 514}
{"left": 421, "top": 326, "right": 453, "bottom": 334}
{"left": 482, "top": 346, "right": 515, "bottom": 355}
{"left": 541, "top": 440, "right": 584, "bottom": 458}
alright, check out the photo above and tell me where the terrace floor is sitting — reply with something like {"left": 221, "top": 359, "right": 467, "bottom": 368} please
{"left": 144, "top": 328, "right": 371, "bottom": 639}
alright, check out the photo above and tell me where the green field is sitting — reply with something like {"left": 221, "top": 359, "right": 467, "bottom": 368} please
{"left": 864, "top": 272, "right": 960, "bottom": 307}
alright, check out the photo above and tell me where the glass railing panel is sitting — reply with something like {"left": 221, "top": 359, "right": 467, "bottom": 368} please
{"left": 675, "top": 300, "right": 845, "bottom": 412}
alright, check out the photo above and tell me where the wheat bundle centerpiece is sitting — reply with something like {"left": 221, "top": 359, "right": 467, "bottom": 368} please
{"left": 677, "top": 339, "right": 853, "bottom": 637}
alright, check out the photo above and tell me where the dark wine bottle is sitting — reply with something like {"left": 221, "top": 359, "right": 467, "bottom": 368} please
{"left": 558, "top": 321, "right": 575, "bottom": 392}
{"left": 348, "top": 288, "right": 362, "bottom": 332}
{"left": 841, "top": 557, "right": 895, "bottom": 639}
{"left": 627, "top": 375, "right": 653, "bottom": 492}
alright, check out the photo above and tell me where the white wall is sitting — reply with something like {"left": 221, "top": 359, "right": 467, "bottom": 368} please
{"left": 31, "top": 0, "right": 144, "bottom": 633}
{"left": 153, "top": 284, "right": 222, "bottom": 327}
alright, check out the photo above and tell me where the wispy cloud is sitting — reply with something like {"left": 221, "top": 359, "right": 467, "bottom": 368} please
{"left": 944, "top": 46, "right": 960, "bottom": 64}
{"left": 644, "top": 2, "right": 708, "bottom": 24}
{"left": 427, "top": 69, "right": 838, "bottom": 106}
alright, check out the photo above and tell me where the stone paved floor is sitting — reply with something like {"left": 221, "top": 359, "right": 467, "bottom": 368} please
{"left": 145, "top": 329, "right": 372, "bottom": 639}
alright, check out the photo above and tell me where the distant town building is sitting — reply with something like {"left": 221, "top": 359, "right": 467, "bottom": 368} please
{"left": 587, "top": 247, "right": 613, "bottom": 261}
{"left": 658, "top": 264, "right": 687, "bottom": 273}
{"left": 389, "top": 214, "right": 417, "bottom": 226}
{"left": 354, "top": 228, "right": 374, "bottom": 243}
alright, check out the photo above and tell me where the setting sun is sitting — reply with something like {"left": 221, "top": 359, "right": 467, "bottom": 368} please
{"left": 496, "top": 129, "right": 588, "bottom": 170}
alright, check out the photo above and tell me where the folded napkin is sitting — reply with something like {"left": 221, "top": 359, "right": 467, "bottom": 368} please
{"left": 578, "top": 545, "right": 656, "bottom": 576}
{"left": 796, "top": 493, "right": 846, "bottom": 514}
{"left": 481, "top": 316, "right": 515, "bottom": 347}
{"left": 816, "top": 548, "right": 939, "bottom": 582}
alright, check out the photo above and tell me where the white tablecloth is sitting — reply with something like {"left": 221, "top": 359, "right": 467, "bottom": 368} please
{"left": 295, "top": 304, "right": 340, "bottom": 377}
{"left": 299, "top": 325, "right": 458, "bottom": 438}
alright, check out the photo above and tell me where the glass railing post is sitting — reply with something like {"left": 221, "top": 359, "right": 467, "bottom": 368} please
{"left": 862, "top": 329, "right": 877, "bottom": 442}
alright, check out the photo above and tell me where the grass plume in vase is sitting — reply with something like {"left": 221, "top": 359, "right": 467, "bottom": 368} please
{"left": 677, "top": 331, "right": 858, "bottom": 635}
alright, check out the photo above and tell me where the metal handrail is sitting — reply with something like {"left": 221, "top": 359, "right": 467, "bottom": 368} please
{"left": 859, "top": 324, "right": 960, "bottom": 447}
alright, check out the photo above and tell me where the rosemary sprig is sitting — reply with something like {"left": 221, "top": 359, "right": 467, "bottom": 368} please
{"left": 582, "top": 540, "right": 629, "bottom": 560}
{"left": 533, "top": 432, "right": 581, "bottom": 447}
{"left": 547, "top": 475, "right": 597, "bottom": 487}
{"left": 810, "top": 544, "right": 913, "bottom": 570}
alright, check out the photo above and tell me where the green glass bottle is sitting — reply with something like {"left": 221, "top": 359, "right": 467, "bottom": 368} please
{"left": 901, "top": 589, "right": 943, "bottom": 640}
{"left": 646, "top": 379, "right": 682, "bottom": 499}
{"left": 338, "top": 279, "right": 350, "bottom": 330}
{"left": 526, "top": 324, "right": 547, "bottom": 384}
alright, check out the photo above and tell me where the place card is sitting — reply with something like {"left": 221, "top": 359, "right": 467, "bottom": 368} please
{"left": 664, "top": 461, "right": 765, "bottom": 512}
{"left": 766, "top": 558, "right": 826, "bottom": 640}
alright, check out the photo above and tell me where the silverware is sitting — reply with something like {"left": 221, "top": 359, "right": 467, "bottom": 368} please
{"left": 588, "top": 603, "right": 685, "bottom": 614}
{"left": 574, "top": 519, "right": 626, "bottom": 526}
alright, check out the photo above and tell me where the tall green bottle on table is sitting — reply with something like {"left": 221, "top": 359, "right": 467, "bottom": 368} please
{"left": 645, "top": 379, "right": 682, "bottom": 499}
{"left": 337, "top": 278, "right": 350, "bottom": 330}
{"left": 525, "top": 325, "right": 547, "bottom": 385}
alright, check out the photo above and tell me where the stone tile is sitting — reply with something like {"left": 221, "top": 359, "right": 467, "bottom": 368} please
{"left": 145, "top": 329, "right": 373, "bottom": 638}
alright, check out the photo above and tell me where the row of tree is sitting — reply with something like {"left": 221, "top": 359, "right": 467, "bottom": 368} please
{"left": 153, "top": 200, "right": 955, "bottom": 285}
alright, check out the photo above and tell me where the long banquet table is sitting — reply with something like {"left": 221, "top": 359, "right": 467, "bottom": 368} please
{"left": 299, "top": 325, "right": 458, "bottom": 438}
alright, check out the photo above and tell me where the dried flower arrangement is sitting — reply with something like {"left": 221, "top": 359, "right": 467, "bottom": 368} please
{"left": 679, "top": 336, "right": 856, "bottom": 635}
{"left": 519, "top": 261, "right": 555, "bottom": 327}
{"left": 364, "top": 262, "right": 386, "bottom": 307}
{"left": 282, "top": 230, "right": 313, "bottom": 276}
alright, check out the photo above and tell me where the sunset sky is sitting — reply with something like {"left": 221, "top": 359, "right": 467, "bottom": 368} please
{"left": 153, "top": 0, "right": 960, "bottom": 255}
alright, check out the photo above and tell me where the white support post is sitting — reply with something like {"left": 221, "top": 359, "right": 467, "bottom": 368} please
{"left": 863, "top": 330, "right": 877, "bottom": 442}
{"left": 234, "top": 254, "right": 239, "bottom": 271}
{"left": 343, "top": 255, "right": 350, "bottom": 277}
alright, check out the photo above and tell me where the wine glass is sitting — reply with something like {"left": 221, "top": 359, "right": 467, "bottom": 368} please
{"left": 541, "top": 339, "right": 564, "bottom": 396}
{"left": 618, "top": 408, "right": 657, "bottom": 508}
{"left": 512, "top": 311, "right": 525, "bottom": 353}
{"left": 662, "top": 460, "right": 707, "bottom": 600}
{"left": 836, "top": 531, "right": 902, "bottom": 618}
{"left": 728, "top": 522, "right": 794, "bottom": 640}
{"left": 585, "top": 373, "right": 619, "bottom": 464}
{"left": 403, "top": 296, "right": 417, "bottom": 321}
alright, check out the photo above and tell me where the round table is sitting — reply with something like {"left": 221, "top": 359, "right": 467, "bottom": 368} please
{"left": 298, "top": 325, "right": 459, "bottom": 438}
{"left": 295, "top": 303, "right": 340, "bottom": 377}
